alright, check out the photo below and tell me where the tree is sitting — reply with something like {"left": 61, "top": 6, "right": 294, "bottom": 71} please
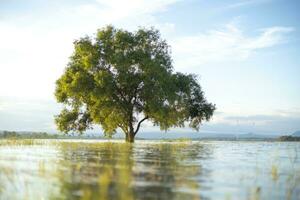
{"left": 55, "top": 26, "right": 216, "bottom": 142}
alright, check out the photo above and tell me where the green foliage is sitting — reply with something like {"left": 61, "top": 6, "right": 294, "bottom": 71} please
{"left": 55, "top": 26, "right": 215, "bottom": 141}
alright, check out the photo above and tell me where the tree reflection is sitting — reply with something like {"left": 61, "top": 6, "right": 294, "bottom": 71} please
{"left": 132, "top": 142, "right": 210, "bottom": 200}
{"left": 50, "top": 141, "right": 211, "bottom": 200}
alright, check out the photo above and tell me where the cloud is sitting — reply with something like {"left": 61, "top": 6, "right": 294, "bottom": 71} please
{"left": 0, "top": 97, "right": 61, "bottom": 132}
{"left": 225, "top": 0, "right": 272, "bottom": 9}
{"left": 203, "top": 109, "right": 300, "bottom": 134}
{"left": 171, "top": 23, "right": 294, "bottom": 68}
{"left": 0, "top": 0, "right": 179, "bottom": 98}
{"left": 63, "top": 0, "right": 179, "bottom": 32}
{"left": 0, "top": 21, "right": 74, "bottom": 98}
{"left": 94, "top": 0, "right": 179, "bottom": 21}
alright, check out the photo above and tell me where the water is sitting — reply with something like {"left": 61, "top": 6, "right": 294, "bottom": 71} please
{"left": 0, "top": 139, "right": 299, "bottom": 200}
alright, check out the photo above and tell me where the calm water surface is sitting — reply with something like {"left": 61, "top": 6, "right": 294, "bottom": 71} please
{"left": 0, "top": 140, "right": 299, "bottom": 200}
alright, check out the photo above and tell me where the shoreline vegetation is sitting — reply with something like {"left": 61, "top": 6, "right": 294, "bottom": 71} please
{"left": 278, "top": 135, "right": 300, "bottom": 141}
{"left": 1, "top": 130, "right": 300, "bottom": 141}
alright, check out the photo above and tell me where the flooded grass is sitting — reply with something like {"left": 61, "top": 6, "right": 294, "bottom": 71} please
{"left": 0, "top": 139, "right": 299, "bottom": 199}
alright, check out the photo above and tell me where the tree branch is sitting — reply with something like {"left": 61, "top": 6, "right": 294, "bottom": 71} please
{"left": 134, "top": 116, "right": 149, "bottom": 136}
{"left": 118, "top": 123, "right": 128, "bottom": 135}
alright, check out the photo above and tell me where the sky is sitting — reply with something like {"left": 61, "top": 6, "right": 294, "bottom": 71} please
{"left": 0, "top": 0, "right": 299, "bottom": 136}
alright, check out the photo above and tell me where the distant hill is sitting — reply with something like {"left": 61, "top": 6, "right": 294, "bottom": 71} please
{"left": 292, "top": 131, "right": 300, "bottom": 137}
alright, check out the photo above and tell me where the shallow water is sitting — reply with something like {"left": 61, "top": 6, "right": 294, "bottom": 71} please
{"left": 0, "top": 139, "right": 299, "bottom": 200}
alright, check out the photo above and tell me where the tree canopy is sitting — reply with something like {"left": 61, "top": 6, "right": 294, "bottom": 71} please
{"left": 55, "top": 26, "right": 215, "bottom": 142}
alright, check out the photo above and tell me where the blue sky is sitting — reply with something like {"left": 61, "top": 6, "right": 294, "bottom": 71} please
{"left": 0, "top": 0, "right": 299, "bottom": 136}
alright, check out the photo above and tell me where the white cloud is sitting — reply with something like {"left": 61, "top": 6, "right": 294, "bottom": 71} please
{"left": 203, "top": 108, "right": 300, "bottom": 134}
{"left": 0, "top": 0, "right": 179, "bottom": 98}
{"left": 171, "top": 23, "right": 294, "bottom": 68}
{"left": 0, "top": 22, "right": 73, "bottom": 98}
{"left": 94, "top": 0, "right": 179, "bottom": 21}
{"left": 0, "top": 97, "right": 61, "bottom": 132}
{"left": 225, "top": 0, "right": 272, "bottom": 9}
{"left": 65, "top": 0, "right": 179, "bottom": 32}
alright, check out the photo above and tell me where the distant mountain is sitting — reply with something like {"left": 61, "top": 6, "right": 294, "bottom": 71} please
{"left": 236, "top": 132, "right": 278, "bottom": 139}
{"left": 292, "top": 131, "right": 300, "bottom": 137}
{"left": 138, "top": 131, "right": 278, "bottom": 140}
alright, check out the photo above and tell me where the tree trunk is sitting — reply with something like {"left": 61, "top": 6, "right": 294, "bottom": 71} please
{"left": 125, "top": 131, "right": 135, "bottom": 143}
{"left": 124, "top": 115, "right": 148, "bottom": 143}
{"left": 126, "top": 116, "right": 135, "bottom": 143}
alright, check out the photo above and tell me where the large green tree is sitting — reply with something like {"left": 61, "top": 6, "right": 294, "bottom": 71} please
{"left": 55, "top": 26, "right": 215, "bottom": 142}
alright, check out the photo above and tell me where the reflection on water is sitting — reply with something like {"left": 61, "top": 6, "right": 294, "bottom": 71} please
{"left": 0, "top": 140, "right": 299, "bottom": 200}
{"left": 54, "top": 142, "right": 208, "bottom": 200}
